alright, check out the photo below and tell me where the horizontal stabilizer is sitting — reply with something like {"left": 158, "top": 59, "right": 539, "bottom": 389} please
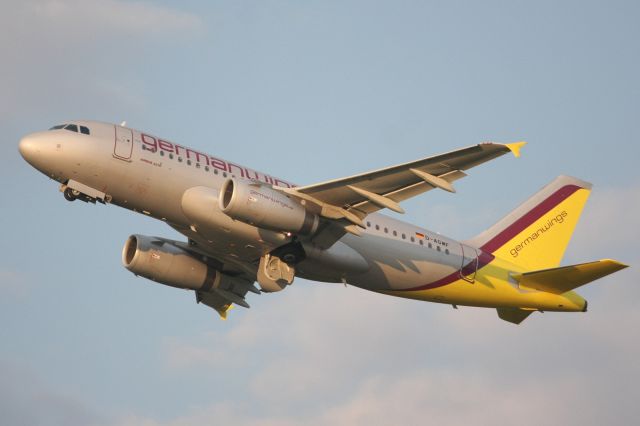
{"left": 512, "top": 259, "right": 628, "bottom": 295}
{"left": 497, "top": 307, "right": 533, "bottom": 324}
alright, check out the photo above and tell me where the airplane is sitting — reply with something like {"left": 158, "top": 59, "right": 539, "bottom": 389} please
{"left": 18, "top": 120, "right": 628, "bottom": 324}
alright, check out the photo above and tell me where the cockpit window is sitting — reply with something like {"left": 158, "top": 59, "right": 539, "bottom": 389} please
{"left": 49, "top": 123, "right": 91, "bottom": 135}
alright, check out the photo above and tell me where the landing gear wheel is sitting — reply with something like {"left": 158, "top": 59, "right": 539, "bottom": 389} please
{"left": 63, "top": 187, "right": 78, "bottom": 201}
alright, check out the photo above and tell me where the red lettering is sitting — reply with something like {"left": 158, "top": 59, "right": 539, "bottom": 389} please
{"left": 158, "top": 139, "right": 174, "bottom": 153}
{"left": 227, "top": 162, "right": 245, "bottom": 177}
{"left": 141, "top": 134, "right": 157, "bottom": 151}
{"left": 274, "top": 179, "right": 291, "bottom": 188}
{"left": 139, "top": 133, "right": 295, "bottom": 187}
{"left": 186, "top": 148, "right": 210, "bottom": 165}
{"left": 210, "top": 157, "right": 227, "bottom": 171}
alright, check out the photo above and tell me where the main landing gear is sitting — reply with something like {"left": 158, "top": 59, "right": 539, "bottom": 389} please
{"left": 256, "top": 241, "right": 306, "bottom": 293}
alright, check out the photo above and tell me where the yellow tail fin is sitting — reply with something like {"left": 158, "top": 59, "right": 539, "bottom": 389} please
{"left": 468, "top": 176, "right": 592, "bottom": 270}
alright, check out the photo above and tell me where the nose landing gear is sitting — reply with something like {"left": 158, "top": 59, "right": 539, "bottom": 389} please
{"left": 60, "top": 181, "right": 110, "bottom": 204}
{"left": 63, "top": 187, "right": 80, "bottom": 202}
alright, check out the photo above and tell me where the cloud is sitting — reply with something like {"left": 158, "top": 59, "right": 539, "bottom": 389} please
{"left": 568, "top": 182, "right": 640, "bottom": 260}
{"left": 0, "top": 360, "right": 106, "bottom": 426}
{"left": 0, "top": 267, "right": 30, "bottom": 298}
{"left": 150, "top": 259, "right": 637, "bottom": 425}
{"left": 0, "top": 0, "right": 204, "bottom": 123}
{"left": 6, "top": 0, "right": 203, "bottom": 43}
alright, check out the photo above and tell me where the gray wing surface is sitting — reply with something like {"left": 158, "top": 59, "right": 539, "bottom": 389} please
{"left": 284, "top": 142, "right": 525, "bottom": 247}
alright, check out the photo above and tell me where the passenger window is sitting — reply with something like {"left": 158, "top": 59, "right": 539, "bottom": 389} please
{"left": 80, "top": 126, "right": 90, "bottom": 135}
{"left": 445, "top": 249, "right": 450, "bottom": 255}
{"left": 437, "top": 246, "right": 441, "bottom": 252}
{"left": 393, "top": 230, "right": 397, "bottom": 236}
{"left": 419, "top": 240, "right": 423, "bottom": 246}
{"left": 384, "top": 227, "right": 388, "bottom": 233}
{"left": 411, "top": 236, "right": 415, "bottom": 242}
{"left": 178, "top": 157, "right": 183, "bottom": 162}
{"left": 366, "top": 221, "right": 371, "bottom": 228}
{"left": 375, "top": 224, "right": 380, "bottom": 230}
{"left": 205, "top": 166, "right": 210, "bottom": 172}
{"left": 64, "top": 124, "right": 78, "bottom": 132}
{"left": 187, "top": 160, "right": 192, "bottom": 165}
{"left": 402, "top": 234, "right": 406, "bottom": 239}
{"left": 428, "top": 243, "right": 433, "bottom": 249}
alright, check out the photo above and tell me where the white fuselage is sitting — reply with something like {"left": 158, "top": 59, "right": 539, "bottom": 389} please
{"left": 19, "top": 120, "right": 480, "bottom": 296}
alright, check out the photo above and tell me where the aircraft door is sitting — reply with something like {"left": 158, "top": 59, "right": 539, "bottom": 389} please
{"left": 114, "top": 125, "right": 133, "bottom": 160}
{"left": 460, "top": 244, "right": 478, "bottom": 283}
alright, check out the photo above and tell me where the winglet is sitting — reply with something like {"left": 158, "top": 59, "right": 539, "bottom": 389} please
{"left": 216, "top": 304, "right": 233, "bottom": 320}
{"left": 505, "top": 141, "right": 527, "bottom": 158}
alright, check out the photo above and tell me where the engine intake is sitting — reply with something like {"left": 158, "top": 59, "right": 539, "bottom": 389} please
{"left": 219, "top": 178, "right": 318, "bottom": 235}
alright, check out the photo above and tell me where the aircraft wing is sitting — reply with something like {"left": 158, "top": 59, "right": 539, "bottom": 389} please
{"left": 283, "top": 142, "right": 525, "bottom": 248}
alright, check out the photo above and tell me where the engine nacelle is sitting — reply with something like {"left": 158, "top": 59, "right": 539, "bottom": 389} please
{"left": 122, "top": 235, "right": 238, "bottom": 291}
{"left": 219, "top": 178, "right": 319, "bottom": 235}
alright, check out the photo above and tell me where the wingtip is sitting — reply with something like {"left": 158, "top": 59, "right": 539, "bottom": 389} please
{"left": 216, "top": 304, "right": 233, "bottom": 320}
{"left": 505, "top": 141, "right": 527, "bottom": 158}
{"left": 601, "top": 259, "right": 630, "bottom": 269}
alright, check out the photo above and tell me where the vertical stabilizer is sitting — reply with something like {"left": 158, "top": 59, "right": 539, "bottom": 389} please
{"left": 467, "top": 176, "right": 592, "bottom": 270}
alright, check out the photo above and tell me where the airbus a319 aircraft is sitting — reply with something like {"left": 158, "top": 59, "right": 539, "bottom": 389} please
{"left": 19, "top": 121, "right": 628, "bottom": 324}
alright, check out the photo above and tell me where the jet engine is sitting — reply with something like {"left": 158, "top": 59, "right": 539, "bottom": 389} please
{"left": 122, "top": 234, "right": 239, "bottom": 291}
{"left": 219, "top": 178, "right": 319, "bottom": 235}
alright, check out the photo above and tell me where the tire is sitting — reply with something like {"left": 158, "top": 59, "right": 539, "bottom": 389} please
{"left": 63, "top": 187, "right": 77, "bottom": 201}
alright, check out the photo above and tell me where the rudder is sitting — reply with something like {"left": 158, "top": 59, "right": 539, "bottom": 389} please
{"left": 467, "top": 176, "right": 592, "bottom": 270}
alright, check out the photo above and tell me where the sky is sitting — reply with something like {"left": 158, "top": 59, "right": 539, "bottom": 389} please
{"left": 0, "top": 0, "right": 639, "bottom": 425}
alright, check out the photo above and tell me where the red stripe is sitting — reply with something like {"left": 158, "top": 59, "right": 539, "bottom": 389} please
{"left": 480, "top": 184, "right": 581, "bottom": 253}
{"left": 401, "top": 251, "right": 495, "bottom": 292}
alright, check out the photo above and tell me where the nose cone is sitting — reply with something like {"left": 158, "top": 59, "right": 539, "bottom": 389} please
{"left": 18, "top": 131, "right": 56, "bottom": 174}
{"left": 18, "top": 135, "right": 38, "bottom": 162}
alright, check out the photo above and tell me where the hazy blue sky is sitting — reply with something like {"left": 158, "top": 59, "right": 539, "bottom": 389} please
{"left": 1, "top": 1, "right": 638, "bottom": 425}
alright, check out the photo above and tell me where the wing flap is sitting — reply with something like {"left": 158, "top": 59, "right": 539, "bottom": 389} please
{"left": 512, "top": 259, "right": 628, "bottom": 294}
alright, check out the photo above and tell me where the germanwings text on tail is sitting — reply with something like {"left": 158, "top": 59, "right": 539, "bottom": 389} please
{"left": 19, "top": 121, "right": 628, "bottom": 324}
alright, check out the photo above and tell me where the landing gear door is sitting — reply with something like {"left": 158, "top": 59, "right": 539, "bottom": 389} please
{"left": 460, "top": 244, "right": 478, "bottom": 283}
{"left": 114, "top": 125, "right": 133, "bottom": 161}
